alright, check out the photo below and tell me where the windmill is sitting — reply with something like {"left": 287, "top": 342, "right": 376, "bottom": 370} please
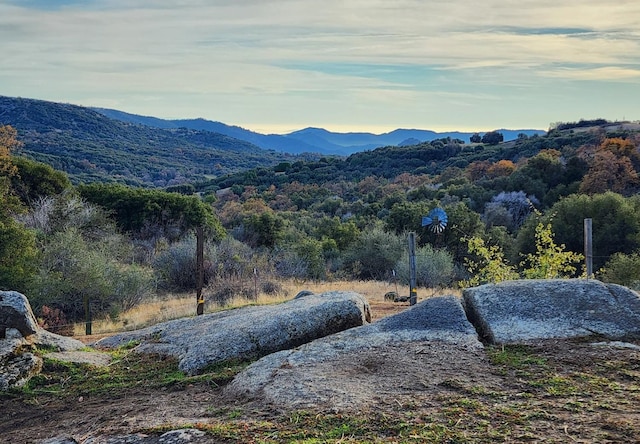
{"left": 421, "top": 207, "right": 448, "bottom": 234}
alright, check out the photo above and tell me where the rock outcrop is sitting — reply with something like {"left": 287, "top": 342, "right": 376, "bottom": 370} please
{"left": 463, "top": 279, "right": 640, "bottom": 343}
{"left": 96, "top": 291, "right": 370, "bottom": 375}
{"left": 1, "top": 291, "right": 86, "bottom": 391}
{"left": 224, "top": 295, "right": 486, "bottom": 411}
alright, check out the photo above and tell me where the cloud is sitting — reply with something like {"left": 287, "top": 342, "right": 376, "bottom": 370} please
{"left": 541, "top": 66, "right": 640, "bottom": 81}
{"left": 1, "top": 0, "right": 640, "bottom": 130}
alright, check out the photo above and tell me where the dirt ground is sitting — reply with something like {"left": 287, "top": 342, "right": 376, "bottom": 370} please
{"left": 2, "top": 301, "right": 640, "bottom": 443}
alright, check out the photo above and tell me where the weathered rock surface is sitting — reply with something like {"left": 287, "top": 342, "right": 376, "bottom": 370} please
{"left": 46, "top": 350, "right": 112, "bottom": 367}
{"left": 0, "top": 337, "right": 42, "bottom": 391}
{"left": 42, "top": 430, "right": 209, "bottom": 444}
{"left": 463, "top": 279, "right": 640, "bottom": 344}
{"left": 96, "top": 291, "right": 371, "bottom": 375}
{"left": 1, "top": 290, "right": 39, "bottom": 339}
{"left": 1, "top": 329, "right": 87, "bottom": 391}
{"left": 32, "top": 328, "right": 86, "bottom": 352}
{"left": 224, "top": 295, "right": 487, "bottom": 411}
{"left": 1, "top": 291, "right": 86, "bottom": 391}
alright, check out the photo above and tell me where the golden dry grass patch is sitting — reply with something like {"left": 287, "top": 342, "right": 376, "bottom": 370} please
{"left": 74, "top": 280, "right": 461, "bottom": 336}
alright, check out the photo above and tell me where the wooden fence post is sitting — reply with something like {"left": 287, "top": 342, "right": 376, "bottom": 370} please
{"left": 196, "top": 226, "right": 205, "bottom": 315}
{"left": 408, "top": 232, "right": 417, "bottom": 306}
{"left": 584, "top": 218, "right": 593, "bottom": 279}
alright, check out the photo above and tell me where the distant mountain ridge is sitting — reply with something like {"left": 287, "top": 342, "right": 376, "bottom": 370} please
{"left": 93, "top": 108, "right": 546, "bottom": 156}
{"left": 93, "top": 108, "right": 324, "bottom": 155}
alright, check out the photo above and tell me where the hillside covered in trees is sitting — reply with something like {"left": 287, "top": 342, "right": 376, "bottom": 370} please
{"left": 1, "top": 115, "right": 640, "bottom": 329}
{"left": 0, "top": 96, "right": 305, "bottom": 187}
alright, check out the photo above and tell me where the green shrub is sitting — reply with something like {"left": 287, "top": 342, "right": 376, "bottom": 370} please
{"left": 343, "top": 226, "right": 405, "bottom": 280}
{"left": 599, "top": 252, "right": 640, "bottom": 290}
{"left": 0, "top": 216, "right": 37, "bottom": 291}
{"left": 461, "top": 236, "right": 519, "bottom": 287}
{"left": 28, "top": 227, "right": 155, "bottom": 321}
{"left": 394, "top": 244, "right": 455, "bottom": 288}
{"left": 152, "top": 236, "right": 198, "bottom": 291}
{"left": 520, "top": 222, "right": 583, "bottom": 279}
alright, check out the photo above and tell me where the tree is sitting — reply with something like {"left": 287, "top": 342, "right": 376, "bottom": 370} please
{"left": 486, "top": 160, "right": 516, "bottom": 178}
{"left": 0, "top": 217, "right": 37, "bottom": 291}
{"left": 29, "top": 227, "right": 154, "bottom": 320}
{"left": 579, "top": 150, "right": 639, "bottom": 196}
{"left": 470, "top": 133, "right": 482, "bottom": 143}
{"left": 11, "top": 156, "right": 71, "bottom": 205}
{"left": 343, "top": 226, "right": 405, "bottom": 280}
{"left": 483, "top": 191, "right": 537, "bottom": 231}
{"left": 295, "top": 238, "right": 325, "bottom": 280}
{"left": 315, "top": 216, "right": 360, "bottom": 251}
{"left": 394, "top": 244, "right": 454, "bottom": 288}
{"left": 385, "top": 201, "right": 430, "bottom": 235}
{"left": 0, "top": 125, "right": 37, "bottom": 291}
{"left": 245, "top": 211, "right": 285, "bottom": 248}
{"left": 481, "top": 131, "right": 504, "bottom": 145}
{"left": 0, "top": 125, "right": 20, "bottom": 178}
{"left": 600, "top": 137, "right": 640, "bottom": 170}
{"left": 516, "top": 192, "right": 640, "bottom": 271}
{"left": 599, "top": 252, "right": 640, "bottom": 290}
{"left": 78, "top": 183, "right": 225, "bottom": 241}
{"left": 441, "top": 201, "right": 486, "bottom": 262}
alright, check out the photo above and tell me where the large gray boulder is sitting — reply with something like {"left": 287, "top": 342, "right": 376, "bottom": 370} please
{"left": 96, "top": 291, "right": 370, "bottom": 375}
{"left": 224, "top": 295, "right": 486, "bottom": 411}
{"left": 463, "top": 279, "right": 640, "bottom": 344}
{"left": 1, "top": 290, "right": 38, "bottom": 339}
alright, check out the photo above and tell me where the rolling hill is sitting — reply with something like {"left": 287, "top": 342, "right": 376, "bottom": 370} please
{"left": 0, "top": 96, "right": 302, "bottom": 187}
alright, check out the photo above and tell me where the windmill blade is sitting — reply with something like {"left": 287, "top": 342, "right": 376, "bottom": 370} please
{"left": 423, "top": 207, "right": 448, "bottom": 233}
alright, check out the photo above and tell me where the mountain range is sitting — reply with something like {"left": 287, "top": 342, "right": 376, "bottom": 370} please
{"left": 93, "top": 108, "right": 546, "bottom": 156}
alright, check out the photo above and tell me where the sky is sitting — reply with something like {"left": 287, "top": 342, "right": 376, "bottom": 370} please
{"left": 1, "top": 0, "right": 640, "bottom": 135}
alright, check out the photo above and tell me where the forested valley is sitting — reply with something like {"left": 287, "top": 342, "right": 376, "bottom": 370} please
{"left": 2, "top": 117, "right": 640, "bottom": 332}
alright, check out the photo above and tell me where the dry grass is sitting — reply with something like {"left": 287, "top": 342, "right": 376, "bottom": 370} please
{"left": 73, "top": 280, "right": 461, "bottom": 337}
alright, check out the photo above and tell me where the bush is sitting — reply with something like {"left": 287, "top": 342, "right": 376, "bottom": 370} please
{"left": 261, "top": 280, "right": 284, "bottom": 295}
{"left": 28, "top": 227, "right": 155, "bottom": 321}
{"left": 153, "top": 237, "right": 197, "bottom": 291}
{"left": 599, "top": 252, "right": 640, "bottom": 290}
{"left": 273, "top": 249, "right": 309, "bottom": 280}
{"left": 343, "top": 226, "right": 406, "bottom": 280}
{"left": 208, "top": 236, "right": 255, "bottom": 281}
{"left": 206, "top": 280, "right": 254, "bottom": 305}
{"left": 394, "top": 244, "right": 455, "bottom": 288}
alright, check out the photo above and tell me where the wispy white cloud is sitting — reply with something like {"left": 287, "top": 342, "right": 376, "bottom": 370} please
{"left": 541, "top": 66, "right": 640, "bottom": 81}
{"left": 1, "top": 0, "right": 639, "bottom": 131}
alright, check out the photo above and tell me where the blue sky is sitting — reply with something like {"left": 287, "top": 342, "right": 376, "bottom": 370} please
{"left": 2, "top": 0, "right": 639, "bottom": 134}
